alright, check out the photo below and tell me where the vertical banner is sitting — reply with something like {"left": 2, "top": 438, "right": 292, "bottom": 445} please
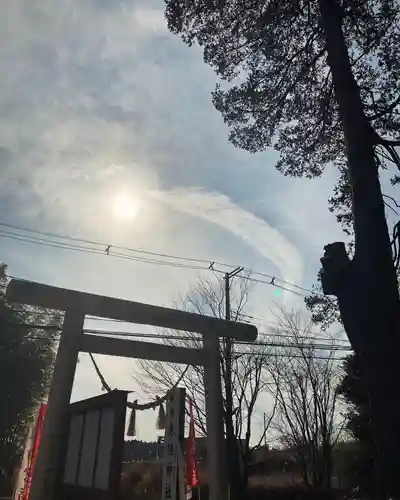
{"left": 17, "top": 403, "right": 47, "bottom": 500}
{"left": 186, "top": 397, "right": 199, "bottom": 500}
{"left": 161, "top": 388, "right": 185, "bottom": 500}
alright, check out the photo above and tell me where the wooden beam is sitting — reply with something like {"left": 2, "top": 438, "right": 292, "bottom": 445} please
{"left": 6, "top": 279, "right": 257, "bottom": 341}
{"left": 80, "top": 334, "right": 205, "bottom": 365}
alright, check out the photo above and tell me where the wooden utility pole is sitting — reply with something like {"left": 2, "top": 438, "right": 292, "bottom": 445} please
{"left": 224, "top": 267, "right": 243, "bottom": 500}
{"left": 224, "top": 267, "right": 244, "bottom": 402}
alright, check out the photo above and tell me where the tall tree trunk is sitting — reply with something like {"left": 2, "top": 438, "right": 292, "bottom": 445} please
{"left": 322, "top": 441, "right": 332, "bottom": 491}
{"left": 319, "top": 1, "right": 400, "bottom": 498}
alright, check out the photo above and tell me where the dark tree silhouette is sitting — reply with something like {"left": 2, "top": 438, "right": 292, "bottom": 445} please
{"left": 337, "top": 354, "right": 386, "bottom": 498}
{"left": 164, "top": 1, "right": 400, "bottom": 497}
{"left": 0, "top": 265, "right": 59, "bottom": 495}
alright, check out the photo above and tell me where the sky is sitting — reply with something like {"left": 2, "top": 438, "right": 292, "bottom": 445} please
{"left": 0, "top": 0, "right": 353, "bottom": 441}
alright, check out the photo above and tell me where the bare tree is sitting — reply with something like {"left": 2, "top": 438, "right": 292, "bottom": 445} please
{"left": 136, "top": 273, "right": 272, "bottom": 499}
{"left": 266, "top": 308, "right": 344, "bottom": 491}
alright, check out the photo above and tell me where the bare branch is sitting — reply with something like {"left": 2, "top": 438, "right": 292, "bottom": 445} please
{"left": 135, "top": 274, "right": 272, "bottom": 492}
{"left": 383, "top": 196, "right": 400, "bottom": 216}
{"left": 266, "top": 308, "right": 344, "bottom": 490}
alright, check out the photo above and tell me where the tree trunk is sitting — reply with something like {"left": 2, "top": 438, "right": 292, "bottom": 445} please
{"left": 224, "top": 390, "right": 242, "bottom": 500}
{"left": 319, "top": 1, "right": 400, "bottom": 498}
{"left": 223, "top": 345, "right": 243, "bottom": 500}
{"left": 321, "top": 441, "right": 332, "bottom": 491}
{"left": 240, "top": 449, "right": 251, "bottom": 500}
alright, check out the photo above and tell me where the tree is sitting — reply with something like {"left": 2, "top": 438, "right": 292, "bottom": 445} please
{"left": 306, "top": 280, "right": 386, "bottom": 499}
{"left": 164, "top": 2, "right": 400, "bottom": 496}
{"left": 137, "top": 274, "right": 272, "bottom": 500}
{"left": 0, "top": 264, "right": 59, "bottom": 494}
{"left": 266, "top": 309, "right": 344, "bottom": 492}
{"left": 336, "top": 353, "right": 387, "bottom": 499}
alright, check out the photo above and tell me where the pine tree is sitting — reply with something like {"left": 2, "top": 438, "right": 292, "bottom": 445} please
{"left": 164, "top": 1, "right": 400, "bottom": 496}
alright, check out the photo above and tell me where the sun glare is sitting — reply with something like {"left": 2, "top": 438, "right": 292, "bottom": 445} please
{"left": 111, "top": 192, "right": 141, "bottom": 221}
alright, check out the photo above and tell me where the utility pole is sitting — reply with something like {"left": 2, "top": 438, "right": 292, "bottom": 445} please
{"left": 224, "top": 267, "right": 243, "bottom": 500}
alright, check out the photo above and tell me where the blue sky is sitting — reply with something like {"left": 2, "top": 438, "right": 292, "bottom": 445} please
{"left": 0, "top": 0, "right": 351, "bottom": 439}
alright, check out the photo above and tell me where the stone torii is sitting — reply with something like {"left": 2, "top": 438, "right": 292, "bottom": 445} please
{"left": 6, "top": 279, "right": 257, "bottom": 500}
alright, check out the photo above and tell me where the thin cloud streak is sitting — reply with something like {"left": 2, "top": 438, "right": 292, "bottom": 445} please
{"left": 151, "top": 187, "right": 303, "bottom": 290}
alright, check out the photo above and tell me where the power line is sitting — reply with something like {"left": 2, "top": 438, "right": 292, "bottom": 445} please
{"left": 87, "top": 330, "right": 351, "bottom": 350}
{"left": 99, "top": 308, "right": 349, "bottom": 344}
{"left": 236, "top": 275, "right": 312, "bottom": 298}
{"left": 1, "top": 229, "right": 318, "bottom": 297}
{"left": 235, "top": 311, "right": 346, "bottom": 341}
{"left": 14, "top": 308, "right": 347, "bottom": 343}
{"left": 0, "top": 230, "right": 207, "bottom": 272}
{"left": 260, "top": 331, "right": 349, "bottom": 344}
{"left": 249, "top": 270, "right": 323, "bottom": 297}
{"left": 15, "top": 307, "right": 343, "bottom": 341}
{"left": 0, "top": 220, "right": 324, "bottom": 298}
{"left": 7, "top": 335, "right": 348, "bottom": 361}
{"left": 12, "top": 312, "right": 349, "bottom": 345}
{"left": 248, "top": 341, "right": 350, "bottom": 351}
{"left": 83, "top": 331, "right": 352, "bottom": 351}
{"left": 13, "top": 323, "right": 352, "bottom": 351}
{"left": 232, "top": 351, "right": 347, "bottom": 361}
{"left": 0, "top": 223, "right": 214, "bottom": 265}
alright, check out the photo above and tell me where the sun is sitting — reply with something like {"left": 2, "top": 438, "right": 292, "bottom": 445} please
{"left": 111, "top": 192, "right": 141, "bottom": 221}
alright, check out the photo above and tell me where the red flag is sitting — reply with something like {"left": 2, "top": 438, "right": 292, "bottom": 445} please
{"left": 22, "top": 404, "right": 47, "bottom": 500}
{"left": 186, "top": 397, "right": 199, "bottom": 488}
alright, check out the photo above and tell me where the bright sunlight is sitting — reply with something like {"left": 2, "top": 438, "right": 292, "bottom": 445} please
{"left": 111, "top": 192, "right": 141, "bottom": 221}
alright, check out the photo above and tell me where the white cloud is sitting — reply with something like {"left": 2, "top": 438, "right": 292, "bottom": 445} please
{"left": 151, "top": 187, "right": 303, "bottom": 289}
{"left": 267, "top": 170, "right": 347, "bottom": 258}
{"left": 133, "top": 7, "right": 168, "bottom": 33}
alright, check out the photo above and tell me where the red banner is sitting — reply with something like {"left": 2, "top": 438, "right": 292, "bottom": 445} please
{"left": 186, "top": 397, "right": 199, "bottom": 488}
{"left": 19, "top": 403, "right": 47, "bottom": 500}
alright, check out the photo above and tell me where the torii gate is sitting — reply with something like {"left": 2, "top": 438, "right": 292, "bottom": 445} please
{"left": 6, "top": 279, "right": 257, "bottom": 500}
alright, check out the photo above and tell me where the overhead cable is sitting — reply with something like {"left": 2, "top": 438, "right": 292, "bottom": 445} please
{"left": 0, "top": 221, "right": 325, "bottom": 298}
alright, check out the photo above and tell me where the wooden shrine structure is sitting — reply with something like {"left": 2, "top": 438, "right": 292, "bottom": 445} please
{"left": 6, "top": 279, "right": 257, "bottom": 500}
